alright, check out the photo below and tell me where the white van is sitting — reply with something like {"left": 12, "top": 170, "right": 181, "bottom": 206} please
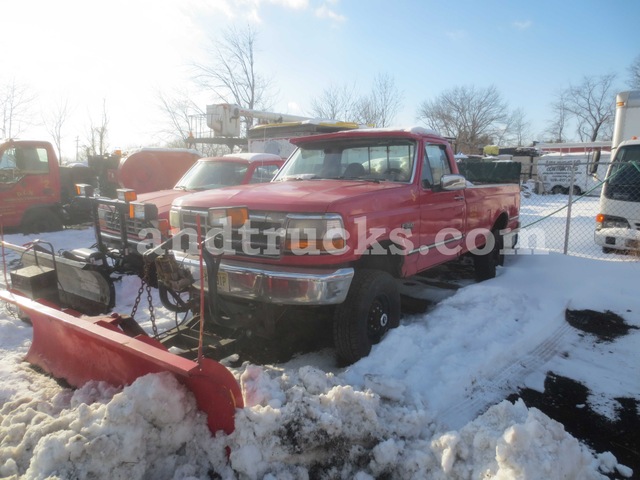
{"left": 538, "top": 151, "right": 609, "bottom": 196}
{"left": 595, "top": 90, "right": 640, "bottom": 252}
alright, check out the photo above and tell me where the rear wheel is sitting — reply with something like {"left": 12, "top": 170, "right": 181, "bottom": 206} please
{"left": 473, "top": 229, "right": 504, "bottom": 282}
{"left": 551, "top": 185, "right": 564, "bottom": 195}
{"left": 21, "top": 209, "right": 63, "bottom": 234}
{"left": 333, "top": 269, "right": 400, "bottom": 365}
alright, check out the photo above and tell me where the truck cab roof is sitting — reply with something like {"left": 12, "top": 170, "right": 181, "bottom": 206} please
{"left": 288, "top": 126, "right": 443, "bottom": 147}
{"left": 218, "top": 153, "right": 284, "bottom": 163}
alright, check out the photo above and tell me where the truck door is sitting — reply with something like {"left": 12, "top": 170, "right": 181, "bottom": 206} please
{"left": 0, "top": 143, "right": 59, "bottom": 229}
{"left": 417, "top": 144, "right": 465, "bottom": 270}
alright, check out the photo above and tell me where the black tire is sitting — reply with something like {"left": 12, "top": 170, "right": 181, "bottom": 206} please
{"left": 21, "top": 209, "right": 63, "bottom": 234}
{"left": 333, "top": 269, "right": 401, "bottom": 365}
{"left": 473, "top": 229, "right": 504, "bottom": 282}
{"left": 602, "top": 246, "right": 616, "bottom": 254}
{"left": 551, "top": 185, "right": 564, "bottom": 195}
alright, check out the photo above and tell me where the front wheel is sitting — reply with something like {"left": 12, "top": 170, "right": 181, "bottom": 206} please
{"left": 21, "top": 209, "right": 63, "bottom": 234}
{"left": 333, "top": 269, "right": 401, "bottom": 365}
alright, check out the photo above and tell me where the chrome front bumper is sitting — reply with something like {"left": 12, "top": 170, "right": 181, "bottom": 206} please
{"left": 173, "top": 252, "right": 354, "bottom": 305}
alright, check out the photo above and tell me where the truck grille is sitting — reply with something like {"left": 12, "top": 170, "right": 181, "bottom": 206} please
{"left": 180, "top": 209, "right": 285, "bottom": 257}
{"left": 102, "top": 209, "right": 150, "bottom": 239}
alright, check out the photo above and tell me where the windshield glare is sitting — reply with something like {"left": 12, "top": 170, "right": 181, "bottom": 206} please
{"left": 274, "top": 140, "right": 416, "bottom": 183}
{"left": 175, "top": 161, "right": 248, "bottom": 190}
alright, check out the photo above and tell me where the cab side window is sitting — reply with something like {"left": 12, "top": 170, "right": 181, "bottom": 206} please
{"left": 250, "top": 164, "right": 280, "bottom": 183}
{"left": 16, "top": 147, "right": 49, "bottom": 173}
{"left": 422, "top": 144, "right": 451, "bottom": 188}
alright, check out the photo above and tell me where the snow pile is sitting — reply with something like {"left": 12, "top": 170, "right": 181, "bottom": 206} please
{"left": 431, "top": 400, "right": 598, "bottom": 479}
{"left": 0, "top": 373, "right": 225, "bottom": 480}
{"left": 0, "top": 360, "right": 613, "bottom": 479}
{"left": 223, "top": 365, "right": 606, "bottom": 479}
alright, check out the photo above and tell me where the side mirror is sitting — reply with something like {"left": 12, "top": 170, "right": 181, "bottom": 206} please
{"left": 589, "top": 150, "right": 601, "bottom": 176}
{"left": 441, "top": 174, "right": 467, "bottom": 191}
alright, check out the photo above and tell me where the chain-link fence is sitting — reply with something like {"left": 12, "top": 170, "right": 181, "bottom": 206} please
{"left": 517, "top": 160, "right": 640, "bottom": 261}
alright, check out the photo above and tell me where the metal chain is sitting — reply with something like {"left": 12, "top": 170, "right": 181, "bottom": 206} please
{"left": 130, "top": 278, "right": 144, "bottom": 320}
{"left": 147, "top": 281, "right": 158, "bottom": 338}
{"left": 130, "top": 260, "right": 159, "bottom": 338}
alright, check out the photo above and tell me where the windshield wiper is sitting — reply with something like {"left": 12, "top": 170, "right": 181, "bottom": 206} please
{"left": 279, "top": 174, "right": 318, "bottom": 181}
{"left": 337, "top": 176, "right": 381, "bottom": 183}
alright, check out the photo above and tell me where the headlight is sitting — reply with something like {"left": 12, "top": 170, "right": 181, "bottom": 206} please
{"left": 208, "top": 207, "right": 249, "bottom": 228}
{"left": 169, "top": 208, "right": 181, "bottom": 229}
{"left": 285, "top": 214, "right": 347, "bottom": 254}
{"left": 596, "top": 214, "right": 630, "bottom": 230}
{"left": 117, "top": 188, "right": 137, "bottom": 202}
{"left": 129, "top": 202, "right": 157, "bottom": 221}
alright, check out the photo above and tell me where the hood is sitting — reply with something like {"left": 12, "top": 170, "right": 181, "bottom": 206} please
{"left": 137, "top": 189, "right": 191, "bottom": 214}
{"left": 172, "top": 180, "right": 406, "bottom": 213}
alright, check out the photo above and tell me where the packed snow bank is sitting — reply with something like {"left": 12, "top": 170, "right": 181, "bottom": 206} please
{"left": 0, "top": 373, "right": 228, "bottom": 480}
{"left": 0, "top": 365, "right": 611, "bottom": 480}
{"left": 226, "top": 365, "right": 609, "bottom": 479}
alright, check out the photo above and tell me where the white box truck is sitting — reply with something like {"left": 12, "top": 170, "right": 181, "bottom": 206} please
{"left": 594, "top": 90, "right": 640, "bottom": 253}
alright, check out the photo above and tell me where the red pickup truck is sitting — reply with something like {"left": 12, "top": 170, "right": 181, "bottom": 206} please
{"left": 168, "top": 128, "right": 520, "bottom": 363}
{"left": 88, "top": 153, "right": 283, "bottom": 274}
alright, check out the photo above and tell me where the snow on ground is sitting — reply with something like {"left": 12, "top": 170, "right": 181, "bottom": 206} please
{"left": 0, "top": 195, "right": 638, "bottom": 479}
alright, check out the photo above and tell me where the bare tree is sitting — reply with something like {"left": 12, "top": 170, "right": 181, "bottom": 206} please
{"left": 43, "top": 97, "right": 72, "bottom": 163}
{"left": 545, "top": 92, "right": 571, "bottom": 143}
{"left": 564, "top": 74, "right": 616, "bottom": 142}
{"left": 310, "top": 74, "right": 403, "bottom": 126}
{"left": 0, "top": 79, "right": 36, "bottom": 138}
{"left": 84, "top": 100, "right": 109, "bottom": 157}
{"left": 193, "top": 25, "right": 275, "bottom": 129}
{"left": 417, "top": 85, "right": 509, "bottom": 154}
{"left": 309, "top": 82, "right": 358, "bottom": 120}
{"left": 503, "top": 108, "right": 531, "bottom": 146}
{"left": 157, "top": 90, "right": 201, "bottom": 142}
{"left": 355, "top": 73, "right": 403, "bottom": 127}
{"left": 628, "top": 54, "right": 640, "bottom": 90}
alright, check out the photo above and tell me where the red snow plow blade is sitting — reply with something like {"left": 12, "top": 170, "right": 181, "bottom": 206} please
{"left": 0, "top": 290, "right": 243, "bottom": 435}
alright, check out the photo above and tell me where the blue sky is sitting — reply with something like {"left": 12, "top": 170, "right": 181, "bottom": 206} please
{"left": 2, "top": 0, "right": 639, "bottom": 159}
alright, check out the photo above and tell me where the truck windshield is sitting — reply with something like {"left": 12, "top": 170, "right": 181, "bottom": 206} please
{"left": 174, "top": 161, "right": 248, "bottom": 190}
{"left": 274, "top": 139, "right": 416, "bottom": 183}
{"left": 607, "top": 145, "right": 640, "bottom": 185}
{"left": 604, "top": 145, "right": 640, "bottom": 202}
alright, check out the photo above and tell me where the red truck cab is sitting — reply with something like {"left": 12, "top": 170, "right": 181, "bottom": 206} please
{"left": 169, "top": 128, "right": 520, "bottom": 363}
{"left": 0, "top": 140, "right": 64, "bottom": 233}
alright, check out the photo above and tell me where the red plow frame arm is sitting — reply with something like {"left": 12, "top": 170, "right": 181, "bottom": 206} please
{"left": 0, "top": 290, "right": 243, "bottom": 435}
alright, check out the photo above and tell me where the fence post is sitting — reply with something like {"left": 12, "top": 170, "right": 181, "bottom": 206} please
{"left": 563, "top": 161, "right": 577, "bottom": 254}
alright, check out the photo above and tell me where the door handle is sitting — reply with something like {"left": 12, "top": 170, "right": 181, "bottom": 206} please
{"left": 454, "top": 195, "right": 464, "bottom": 200}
